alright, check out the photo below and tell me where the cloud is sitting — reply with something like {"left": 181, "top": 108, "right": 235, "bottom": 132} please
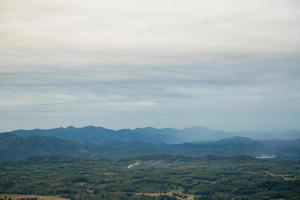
{"left": 0, "top": 0, "right": 299, "bottom": 131}
{"left": 1, "top": 0, "right": 299, "bottom": 70}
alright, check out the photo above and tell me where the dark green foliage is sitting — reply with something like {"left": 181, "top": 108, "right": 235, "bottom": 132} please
{"left": 0, "top": 155, "right": 299, "bottom": 199}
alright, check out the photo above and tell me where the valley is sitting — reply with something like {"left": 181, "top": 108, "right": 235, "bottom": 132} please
{"left": 1, "top": 155, "right": 299, "bottom": 199}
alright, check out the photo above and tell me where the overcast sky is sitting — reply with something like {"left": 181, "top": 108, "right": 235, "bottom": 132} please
{"left": 0, "top": 0, "right": 299, "bottom": 131}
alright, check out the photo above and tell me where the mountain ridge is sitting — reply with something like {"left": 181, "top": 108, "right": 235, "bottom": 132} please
{"left": 2, "top": 126, "right": 300, "bottom": 144}
{"left": 0, "top": 130, "right": 300, "bottom": 161}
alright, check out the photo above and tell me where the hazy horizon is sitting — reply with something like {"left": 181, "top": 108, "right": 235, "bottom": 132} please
{"left": 1, "top": 0, "right": 299, "bottom": 132}
{"left": 1, "top": 124, "right": 299, "bottom": 134}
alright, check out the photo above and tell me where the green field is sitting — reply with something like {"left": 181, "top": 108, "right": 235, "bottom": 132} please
{"left": 1, "top": 155, "right": 300, "bottom": 200}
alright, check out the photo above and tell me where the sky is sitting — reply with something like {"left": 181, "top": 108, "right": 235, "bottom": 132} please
{"left": 0, "top": 0, "right": 299, "bottom": 131}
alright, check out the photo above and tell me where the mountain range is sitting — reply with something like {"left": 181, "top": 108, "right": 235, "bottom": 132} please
{"left": 5, "top": 126, "right": 300, "bottom": 143}
{"left": 0, "top": 126, "right": 300, "bottom": 160}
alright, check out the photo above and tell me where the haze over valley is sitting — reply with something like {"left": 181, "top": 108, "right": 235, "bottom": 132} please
{"left": 1, "top": 0, "right": 300, "bottom": 199}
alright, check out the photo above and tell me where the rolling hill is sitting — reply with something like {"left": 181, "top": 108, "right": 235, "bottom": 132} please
{"left": 4, "top": 126, "right": 300, "bottom": 144}
{"left": 0, "top": 127, "right": 300, "bottom": 160}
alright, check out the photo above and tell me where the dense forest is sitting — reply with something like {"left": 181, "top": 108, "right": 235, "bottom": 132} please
{"left": 1, "top": 155, "right": 300, "bottom": 199}
{"left": 1, "top": 127, "right": 300, "bottom": 199}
